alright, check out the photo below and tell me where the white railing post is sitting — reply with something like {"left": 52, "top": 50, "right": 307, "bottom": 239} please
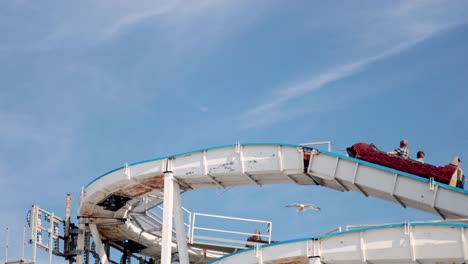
{"left": 191, "top": 213, "right": 197, "bottom": 244}
{"left": 267, "top": 222, "right": 272, "bottom": 244}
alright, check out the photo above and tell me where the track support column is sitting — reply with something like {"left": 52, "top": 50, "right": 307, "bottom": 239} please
{"left": 89, "top": 223, "right": 109, "bottom": 264}
{"left": 75, "top": 222, "right": 86, "bottom": 264}
{"left": 174, "top": 181, "right": 189, "bottom": 264}
{"left": 161, "top": 170, "right": 175, "bottom": 264}
{"left": 309, "top": 257, "right": 323, "bottom": 264}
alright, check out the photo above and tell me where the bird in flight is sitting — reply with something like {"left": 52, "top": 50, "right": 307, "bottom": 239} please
{"left": 286, "top": 203, "right": 321, "bottom": 214}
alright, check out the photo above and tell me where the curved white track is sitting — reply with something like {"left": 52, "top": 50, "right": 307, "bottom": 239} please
{"left": 209, "top": 223, "right": 468, "bottom": 264}
{"left": 78, "top": 143, "right": 468, "bottom": 262}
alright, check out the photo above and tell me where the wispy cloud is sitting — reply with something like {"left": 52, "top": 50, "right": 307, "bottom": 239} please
{"left": 29, "top": 1, "right": 204, "bottom": 49}
{"left": 238, "top": 40, "right": 422, "bottom": 129}
{"left": 239, "top": 1, "right": 468, "bottom": 129}
{"left": 1, "top": 0, "right": 275, "bottom": 52}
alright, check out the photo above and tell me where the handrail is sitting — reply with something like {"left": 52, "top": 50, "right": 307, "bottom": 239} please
{"left": 193, "top": 212, "right": 273, "bottom": 224}
{"left": 321, "top": 226, "right": 342, "bottom": 235}
{"left": 190, "top": 213, "right": 272, "bottom": 248}
{"left": 322, "top": 218, "right": 468, "bottom": 234}
{"left": 346, "top": 218, "right": 468, "bottom": 230}
{"left": 145, "top": 206, "right": 192, "bottom": 240}
{"left": 300, "top": 141, "right": 332, "bottom": 151}
{"left": 192, "top": 227, "right": 270, "bottom": 239}
{"left": 144, "top": 206, "right": 272, "bottom": 247}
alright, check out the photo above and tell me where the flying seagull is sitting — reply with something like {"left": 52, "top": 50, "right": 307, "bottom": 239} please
{"left": 286, "top": 203, "right": 321, "bottom": 214}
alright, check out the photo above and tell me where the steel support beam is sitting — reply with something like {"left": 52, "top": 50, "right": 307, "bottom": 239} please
{"left": 75, "top": 222, "right": 86, "bottom": 264}
{"left": 462, "top": 227, "right": 467, "bottom": 261}
{"left": 173, "top": 181, "right": 189, "bottom": 264}
{"left": 31, "top": 206, "right": 38, "bottom": 263}
{"left": 48, "top": 213, "right": 55, "bottom": 264}
{"left": 309, "top": 257, "right": 323, "bottom": 264}
{"left": 254, "top": 246, "right": 263, "bottom": 264}
{"left": 89, "top": 223, "right": 109, "bottom": 264}
{"left": 161, "top": 170, "right": 175, "bottom": 264}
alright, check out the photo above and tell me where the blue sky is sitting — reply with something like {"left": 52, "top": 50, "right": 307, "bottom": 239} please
{"left": 1, "top": 0, "right": 468, "bottom": 262}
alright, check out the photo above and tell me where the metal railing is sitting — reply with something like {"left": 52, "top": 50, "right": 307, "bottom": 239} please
{"left": 27, "top": 205, "right": 65, "bottom": 263}
{"left": 4, "top": 225, "right": 35, "bottom": 264}
{"left": 21, "top": 203, "right": 273, "bottom": 263}
{"left": 301, "top": 141, "right": 332, "bottom": 152}
{"left": 138, "top": 203, "right": 272, "bottom": 251}
{"left": 322, "top": 218, "right": 468, "bottom": 236}
{"left": 190, "top": 213, "right": 272, "bottom": 250}
{"left": 146, "top": 205, "right": 192, "bottom": 239}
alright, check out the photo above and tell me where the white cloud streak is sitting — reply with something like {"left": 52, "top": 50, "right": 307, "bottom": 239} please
{"left": 31, "top": 1, "right": 209, "bottom": 48}
{"left": 239, "top": 1, "right": 468, "bottom": 129}
{"left": 1, "top": 0, "right": 274, "bottom": 52}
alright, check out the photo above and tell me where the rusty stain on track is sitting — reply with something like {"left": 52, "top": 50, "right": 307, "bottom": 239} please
{"left": 113, "top": 175, "right": 165, "bottom": 198}
{"left": 141, "top": 175, "right": 165, "bottom": 189}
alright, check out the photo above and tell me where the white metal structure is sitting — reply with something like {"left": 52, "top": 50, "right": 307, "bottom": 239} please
{"left": 27, "top": 206, "right": 63, "bottom": 263}
{"left": 209, "top": 222, "right": 468, "bottom": 264}
{"left": 77, "top": 143, "right": 468, "bottom": 263}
